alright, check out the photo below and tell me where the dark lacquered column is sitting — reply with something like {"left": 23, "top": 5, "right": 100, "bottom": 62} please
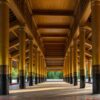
{"left": 0, "top": 0, "right": 9, "bottom": 95}
{"left": 9, "top": 58, "right": 12, "bottom": 84}
{"left": 41, "top": 56, "right": 44, "bottom": 82}
{"left": 39, "top": 54, "right": 42, "bottom": 83}
{"left": 39, "top": 56, "right": 41, "bottom": 83}
{"left": 26, "top": 63, "right": 29, "bottom": 82}
{"left": 34, "top": 47, "right": 37, "bottom": 84}
{"left": 44, "top": 63, "right": 47, "bottom": 81}
{"left": 91, "top": 0, "right": 100, "bottom": 94}
{"left": 73, "top": 39, "right": 78, "bottom": 86}
{"left": 67, "top": 52, "right": 70, "bottom": 83}
{"left": 37, "top": 51, "right": 40, "bottom": 83}
{"left": 79, "top": 27, "right": 85, "bottom": 88}
{"left": 43, "top": 60, "right": 46, "bottom": 82}
{"left": 34, "top": 46, "right": 38, "bottom": 84}
{"left": 87, "top": 59, "right": 92, "bottom": 83}
{"left": 18, "top": 27, "right": 26, "bottom": 89}
{"left": 63, "top": 57, "right": 66, "bottom": 81}
{"left": 17, "top": 61, "right": 19, "bottom": 83}
{"left": 66, "top": 56, "right": 68, "bottom": 82}
{"left": 42, "top": 57, "right": 44, "bottom": 82}
{"left": 70, "top": 47, "right": 73, "bottom": 84}
{"left": 29, "top": 40, "right": 33, "bottom": 86}
{"left": 38, "top": 54, "right": 41, "bottom": 83}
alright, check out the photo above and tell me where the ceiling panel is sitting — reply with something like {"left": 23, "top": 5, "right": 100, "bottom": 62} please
{"left": 30, "top": 0, "right": 77, "bottom": 10}
{"left": 34, "top": 15, "right": 73, "bottom": 25}
{"left": 38, "top": 29, "right": 70, "bottom": 34}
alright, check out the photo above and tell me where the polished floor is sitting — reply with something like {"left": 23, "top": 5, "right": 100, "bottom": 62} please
{"left": 0, "top": 81, "right": 100, "bottom": 100}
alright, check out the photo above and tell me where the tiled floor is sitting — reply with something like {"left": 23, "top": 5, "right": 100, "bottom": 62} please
{"left": 0, "top": 82, "right": 100, "bottom": 100}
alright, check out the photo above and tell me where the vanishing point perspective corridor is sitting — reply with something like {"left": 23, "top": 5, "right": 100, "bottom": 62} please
{"left": 0, "top": 0, "right": 100, "bottom": 100}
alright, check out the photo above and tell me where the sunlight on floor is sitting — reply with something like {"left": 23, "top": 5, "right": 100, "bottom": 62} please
{"left": 1, "top": 82, "right": 100, "bottom": 100}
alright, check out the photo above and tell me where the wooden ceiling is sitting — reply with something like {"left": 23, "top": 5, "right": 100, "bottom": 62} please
{"left": 30, "top": 0, "right": 76, "bottom": 67}
{"left": 8, "top": 0, "right": 92, "bottom": 70}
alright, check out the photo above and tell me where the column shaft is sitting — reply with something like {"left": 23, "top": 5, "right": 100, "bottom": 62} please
{"left": 73, "top": 39, "right": 78, "bottom": 86}
{"left": 79, "top": 28, "right": 85, "bottom": 88}
{"left": 19, "top": 28, "right": 26, "bottom": 89}
{"left": 0, "top": 0, "right": 9, "bottom": 95}
{"left": 70, "top": 47, "right": 73, "bottom": 84}
{"left": 91, "top": 0, "right": 100, "bottom": 94}
{"left": 35, "top": 47, "right": 38, "bottom": 84}
{"left": 66, "top": 56, "right": 68, "bottom": 82}
{"left": 67, "top": 52, "right": 70, "bottom": 83}
{"left": 87, "top": 59, "right": 92, "bottom": 83}
{"left": 9, "top": 58, "right": 12, "bottom": 84}
{"left": 63, "top": 57, "right": 66, "bottom": 81}
{"left": 29, "top": 40, "right": 33, "bottom": 86}
{"left": 17, "top": 61, "right": 19, "bottom": 83}
{"left": 37, "top": 52, "right": 40, "bottom": 83}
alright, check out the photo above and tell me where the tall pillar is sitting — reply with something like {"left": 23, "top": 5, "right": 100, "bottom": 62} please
{"left": 42, "top": 58, "right": 44, "bottom": 82}
{"left": 70, "top": 47, "right": 73, "bottom": 84}
{"left": 17, "top": 61, "right": 19, "bottom": 83}
{"left": 9, "top": 58, "right": 12, "bottom": 84}
{"left": 39, "top": 55, "right": 42, "bottom": 83}
{"left": 91, "top": 0, "right": 100, "bottom": 94}
{"left": 39, "top": 54, "right": 41, "bottom": 83}
{"left": 19, "top": 27, "right": 26, "bottom": 89}
{"left": 43, "top": 60, "right": 46, "bottom": 81}
{"left": 73, "top": 39, "right": 78, "bottom": 86}
{"left": 67, "top": 52, "right": 70, "bottom": 83}
{"left": 34, "top": 47, "right": 38, "bottom": 84}
{"left": 0, "top": 0, "right": 9, "bottom": 95}
{"left": 28, "top": 40, "right": 33, "bottom": 86}
{"left": 26, "top": 63, "right": 29, "bottom": 82}
{"left": 79, "top": 27, "right": 85, "bottom": 88}
{"left": 63, "top": 57, "right": 66, "bottom": 81}
{"left": 66, "top": 56, "right": 68, "bottom": 82}
{"left": 44, "top": 64, "right": 47, "bottom": 81}
{"left": 37, "top": 51, "right": 40, "bottom": 83}
{"left": 87, "top": 59, "right": 92, "bottom": 83}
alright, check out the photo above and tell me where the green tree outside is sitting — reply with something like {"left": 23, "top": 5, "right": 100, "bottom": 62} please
{"left": 47, "top": 71, "right": 63, "bottom": 79}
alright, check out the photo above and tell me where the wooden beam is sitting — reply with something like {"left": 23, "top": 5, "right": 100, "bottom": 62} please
{"left": 11, "top": 49, "right": 29, "bottom": 57}
{"left": 43, "top": 41, "right": 65, "bottom": 44}
{"left": 65, "top": 0, "right": 91, "bottom": 56}
{"left": 46, "top": 57, "right": 64, "bottom": 60}
{"left": 85, "top": 39, "right": 92, "bottom": 48}
{"left": 32, "top": 9, "right": 74, "bottom": 16}
{"left": 12, "top": 30, "right": 18, "bottom": 37}
{"left": 40, "top": 34, "right": 67, "bottom": 38}
{"left": 9, "top": 38, "right": 28, "bottom": 49}
{"left": 46, "top": 55, "right": 64, "bottom": 58}
{"left": 10, "top": 20, "right": 20, "bottom": 29}
{"left": 38, "top": 24, "right": 70, "bottom": 29}
{"left": 8, "top": 0, "right": 45, "bottom": 56}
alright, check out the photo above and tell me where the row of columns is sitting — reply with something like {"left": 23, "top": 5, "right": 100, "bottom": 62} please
{"left": 63, "top": 0, "right": 100, "bottom": 94}
{"left": 63, "top": 35, "right": 92, "bottom": 86}
{"left": 0, "top": 0, "right": 47, "bottom": 95}
{"left": 1, "top": 0, "right": 100, "bottom": 95}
